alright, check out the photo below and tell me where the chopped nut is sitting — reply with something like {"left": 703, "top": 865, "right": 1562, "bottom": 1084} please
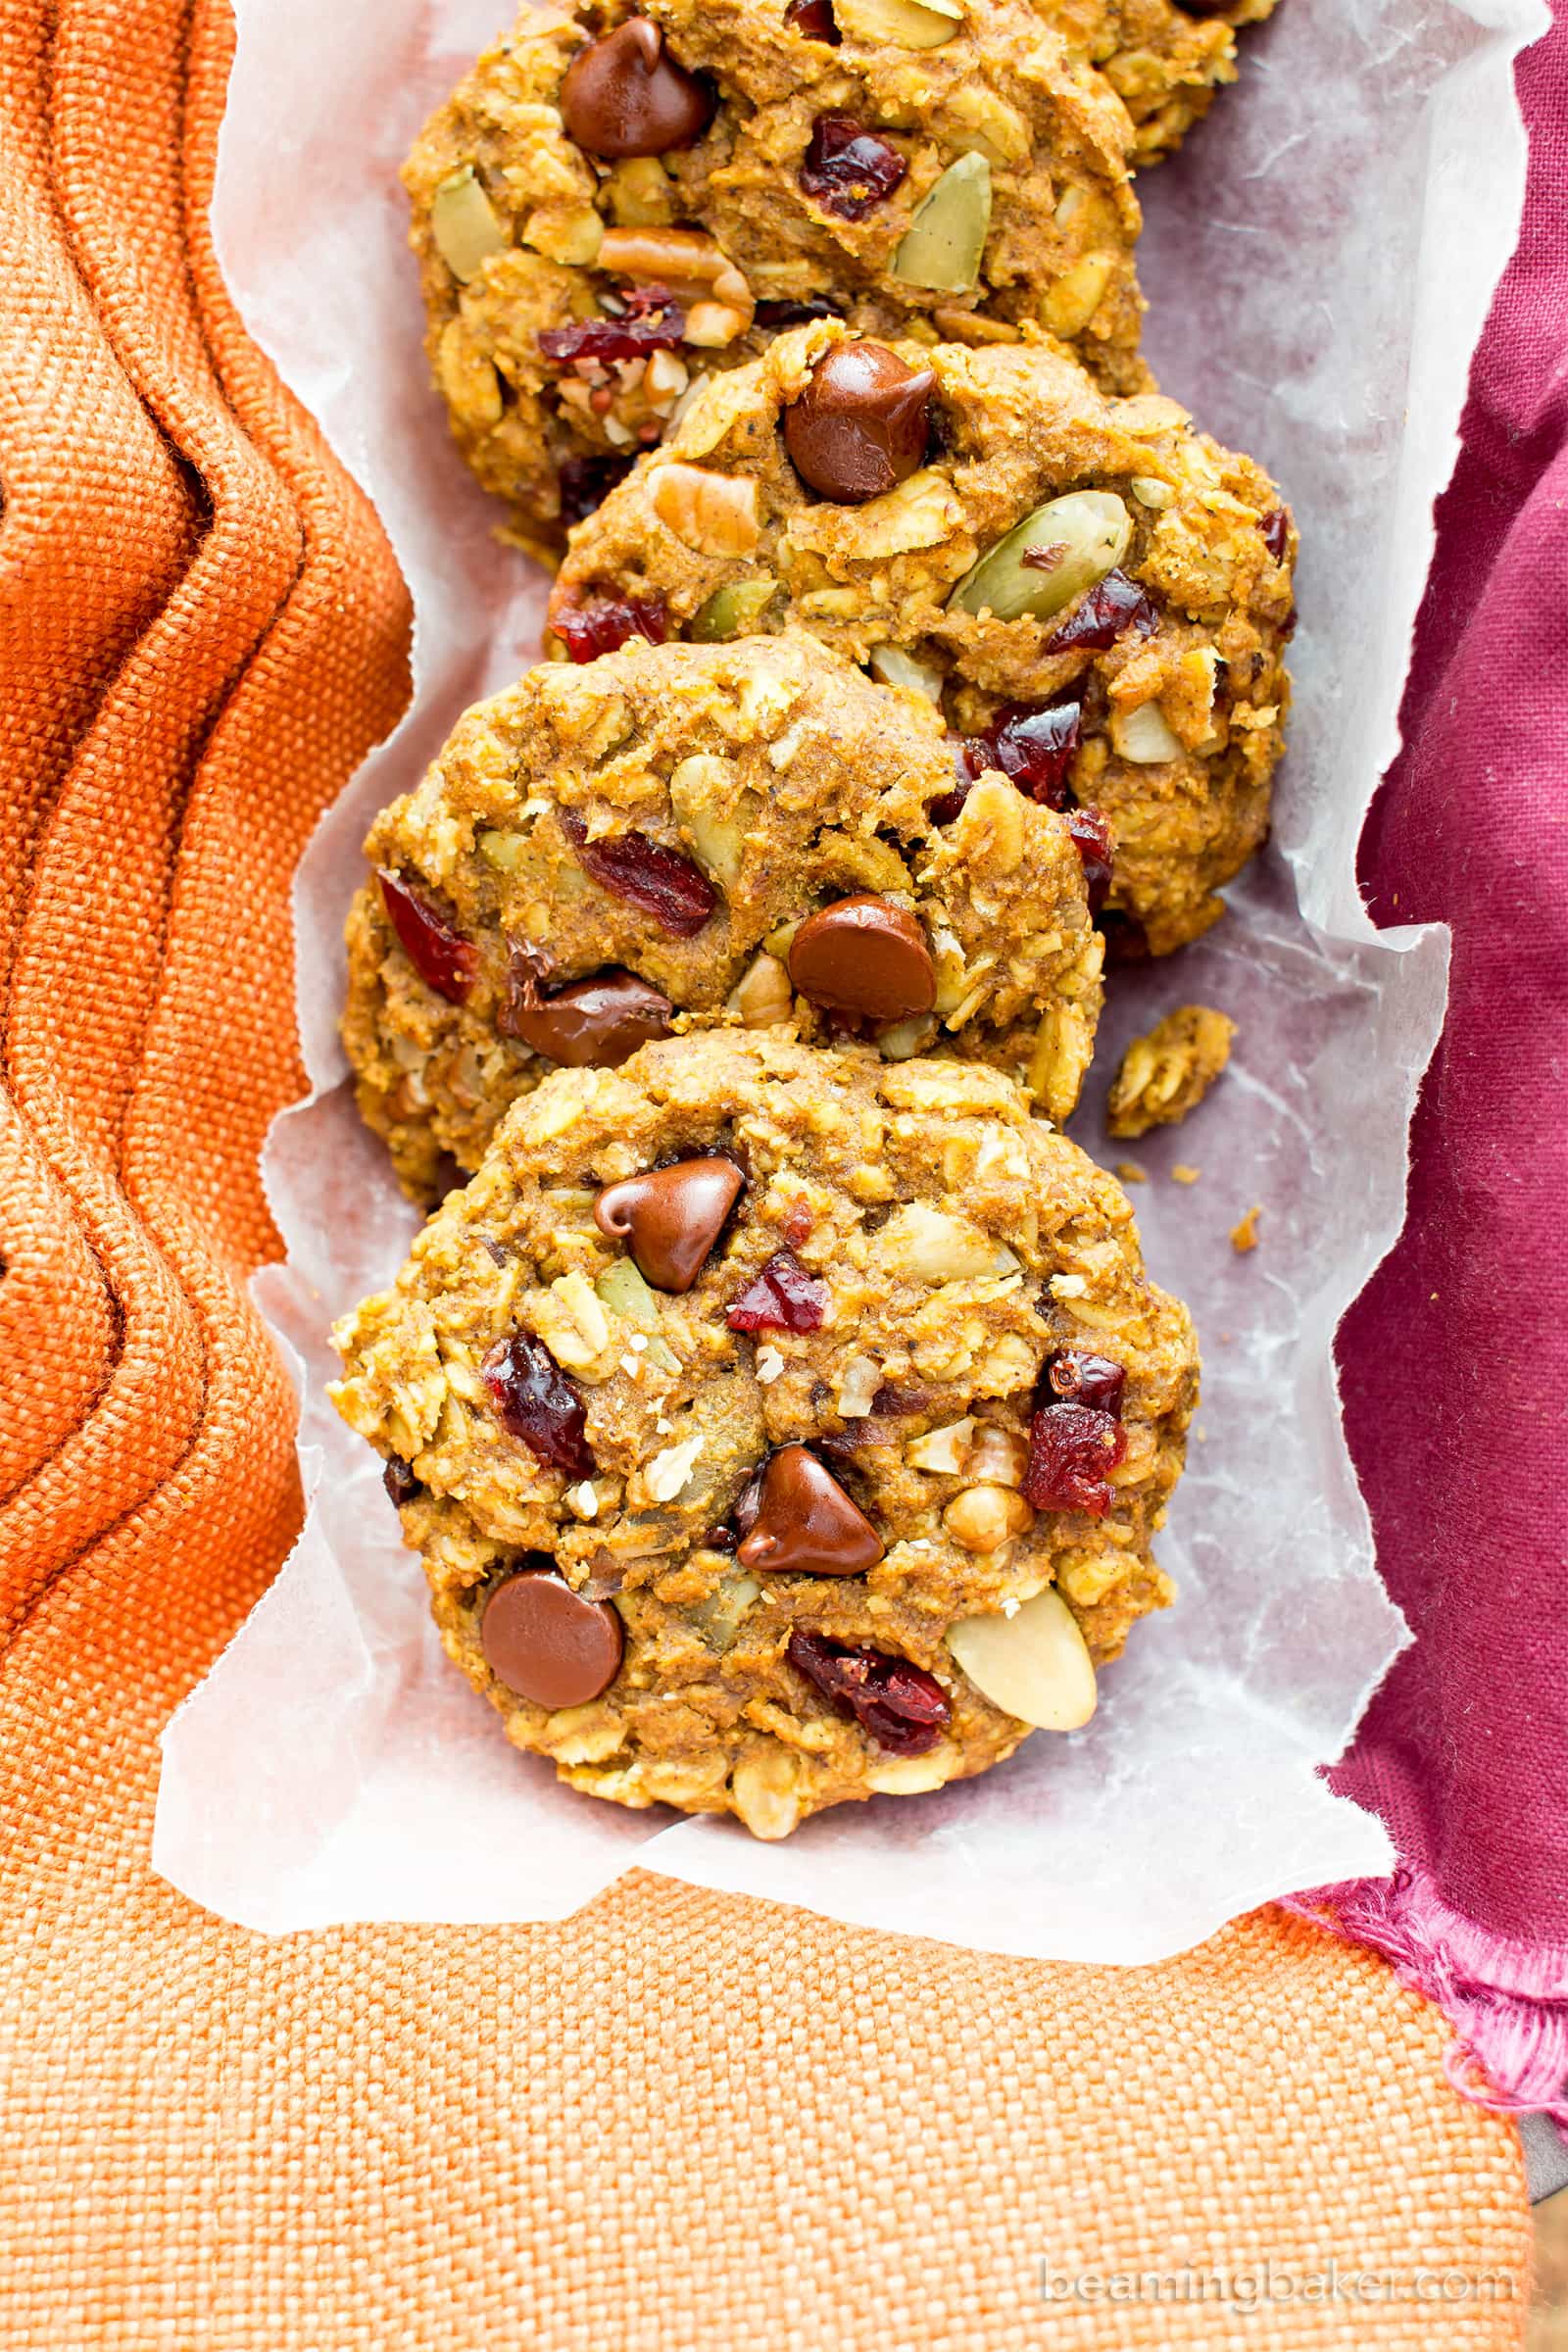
{"left": 726, "top": 950, "right": 794, "bottom": 1028}
{"left": 596, "top": 227, "right": 755, "bottom": 341}
{"left": 867, "top": 643, "right": 944, "bottom": 703}
{"left": 836, "top": 1354, "right": 882, "bottom": 1416}
{"left": 967, "top": 1425, "right": 1029, "bottom": 1488}
{"left": 906, "top": 1417, "right": 976, "bottom": 1474}
{"left": 564, "top": 1480, "right": 601, "bottom": 1520}
{"left": 943, "top": 1484, "right": 1034, "bottom": 1553}
{"left": 1112, "top": 700, "right": 1184, "bottom": 765}
{"left": 756, "top": 1345, "right": 785, "bottom": 1384}
{"left": 1106, "top": 1004, "right": 1236, "bottom": 1139}
{"left": 651, "top": 464, "right": 761, "bottom": 557}
{"left": 1231, "top": 1204, "right": 1262, "bottom": 1253}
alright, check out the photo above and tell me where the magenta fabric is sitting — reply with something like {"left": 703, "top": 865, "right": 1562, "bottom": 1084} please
{"left": 1318, "top": 5, "right": 1568, "bottom": 2113}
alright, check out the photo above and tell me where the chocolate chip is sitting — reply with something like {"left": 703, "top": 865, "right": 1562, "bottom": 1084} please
{"left": 594, "top": 1155, "right": 745, "bottom": 1292}
{"left": 736, "top": 1446, "right": 884, "bottom": 1578}
{"left": 783, "top": 342, "right": 935, "bottom": 505}
{"left": 560, "top": 19, "right": 715, "bottom": 158}
{"left": 383, "top": 1455, "right": 419, "bottom": 1506}
{"left": 786, "top": 895, "right": 936, "bottom": 1024}
{"left": 479, "top": 1568, "right": 624, "bottom": 1708}
{"left": 499, "top": 962, "right": 673, "bottom": 1067}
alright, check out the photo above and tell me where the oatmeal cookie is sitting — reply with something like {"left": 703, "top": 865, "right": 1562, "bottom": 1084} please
{"left": 552, "top": 324, "right": 1297, "bottom": 954}
{"left": 345, "top": 632, "right": 1102, "bottom": 1200}
{"left": 330, "top": 1030, "right": 1198, "bottom": 1836}
{"left": 1044, "top": 0, "right": 1277, "bottom": 166}
{"left": 404, "top": 0, "right": 1146, "bottom": 559}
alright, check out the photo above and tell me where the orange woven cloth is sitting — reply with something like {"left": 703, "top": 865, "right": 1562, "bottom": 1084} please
{"left": 0, "top": 3, "right": 1531, "bottom": 2343}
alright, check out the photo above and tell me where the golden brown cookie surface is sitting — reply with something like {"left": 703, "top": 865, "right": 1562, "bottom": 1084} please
{"left": 344, "top": 632, "right": 1103, "bottom": 1200}
{"left": 553, "top": 328, "right": 1296, "bottom": 955}
{"left": 330, "top": 1031, "right": 1198, "bottom": 1836}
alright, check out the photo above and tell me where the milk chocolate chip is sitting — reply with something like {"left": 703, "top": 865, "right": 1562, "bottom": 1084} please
{"left": 480, "top": 1568, "right": 624, "bottom": 1708}
{"left": 787, "top": 895, "right": 936, "bottom": 1024}
{"left": 737, "top": 1446, "right": 884, "bottom": 1577}
{"left": 594, "top": 1156, "right": 745, "bottom": 1292}
{"left": 500, "top": 964, "right": 673, "bottom": 1067}
{"left": 783, "top": 342, "right": 935, "bottom": 504}
{"left": 560, "top": 19, "right": 715, "bottom": 158}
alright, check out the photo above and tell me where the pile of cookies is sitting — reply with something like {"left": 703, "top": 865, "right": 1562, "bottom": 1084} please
{"left": 329, "top": 0, "right": 1287, "bottom": 1838}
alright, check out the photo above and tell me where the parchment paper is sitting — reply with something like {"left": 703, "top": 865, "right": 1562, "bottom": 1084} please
{"left": 152, "top": 0, "right": 1546, "bottom": 1958}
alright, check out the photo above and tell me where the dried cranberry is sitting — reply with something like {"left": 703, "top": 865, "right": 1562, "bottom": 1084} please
{"left": 557, "top": 454, "right": 634, "bottom": 529}
{"left": 799, "top": 116, "right": 906, "bottom": 220}
{"left": 482, "top": 1333, "right": 594, "bottom": 1476}
{"left": 1044, "top": 1349, "right": 1125, "bottom": 1417}
{"left": 785, "top": 0, "right": 840, "bottom": 39}
{"left": 927, "top": 747, "right": 977, "bottom": 827}
{"left": 725, "top": 1248, "right": 828, "bottom": 1333}
{"left": 971, "top": 699, "right": 1083, "bottom": 809}
{"left": 377, "top": 869, "right": 478, "bottom": 1004}
{"left": 1046, "top": 570, "right": 1157, "bottom": 655}
{"left": 1065, "top": 807, "right": 1113, "bottom": 914}
{"left": 1022, "top": 1400, "right": 1125, "bottom": 1516}
{"left": 383, "top": 1455, "right": 420, "bottom": 1506}
{"left": 1259, "top": 506, "right": 1292, "bottom": 563}
{"left": 1098, "top": 909, "right": 1151, "bottom": 963}
{"left": 552, "top": 593, "right": 669, "bottom": 663}
{"left": 561, "top": 810, "right": 716, "bottom": 936}
{"left": 538, "top": 290, "right": 685, "bottom": 367}
{"left": 782, "top": 1200, "right": 814, "bottom": 1248}
{"left": 755, "top": 296, "right": 844, "bottom": 328}
{"left": 788, "top": 1628, "right": 950, "bottom": 1756}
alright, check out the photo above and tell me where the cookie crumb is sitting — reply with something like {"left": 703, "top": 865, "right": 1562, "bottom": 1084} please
{"left": 1230, "top": 1204, "right": 1262, "bottom": 1253}
{"left": 1114, "top": 1158, "right": 1149, "bottom": 1185}
{"left": 1106, "top": 1005, "right": 1236, "bottom": 1139}
{"left": 1171, "top": 1164, "right": 1200, "bottom": 1186}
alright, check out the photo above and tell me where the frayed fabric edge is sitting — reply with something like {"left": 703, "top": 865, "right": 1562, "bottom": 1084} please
{"left": 1290, "top": 1867, "right": 1568, "bottom": 2126}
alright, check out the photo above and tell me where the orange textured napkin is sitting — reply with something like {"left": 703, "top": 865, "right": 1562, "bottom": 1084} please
{"left": 0, "top": 3, "right": 1532, "bottom": 2343}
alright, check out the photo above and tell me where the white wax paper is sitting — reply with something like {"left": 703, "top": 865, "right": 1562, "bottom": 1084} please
{"left": 153, "top": 0, "right": 1545, "bottom": 1957}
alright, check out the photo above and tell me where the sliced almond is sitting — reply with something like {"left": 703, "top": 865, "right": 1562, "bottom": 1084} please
{"left": 946, "top": 1587, "right": 1098, "bottom": 1730}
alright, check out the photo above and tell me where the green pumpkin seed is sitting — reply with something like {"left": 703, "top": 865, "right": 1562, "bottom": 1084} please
{"left": 688, "top": 577, "right": 780, "bottom": 642}
{"left": 430, "top": 166, "right": 507, "bottom": 283}
{"left": 890, "top": 153, "right": 992, "bottom": 295}
{"left": 947, "top": 490, "right": 1132, "bottom": 623}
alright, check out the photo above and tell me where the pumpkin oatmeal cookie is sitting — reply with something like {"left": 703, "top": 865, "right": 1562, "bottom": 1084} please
{"left": 329, "top": 1030, "right": 1198, "bottom": 1836}
{"left": 1043, "top": 0, "right": 1277, "bottom": 166}
{"left": 345, "top": 631, "right": 1103, "bottom": 1201}
{"left": 552, "top": 324, "right": 1296, "bottom": 955}
{"left": 404, "top": 0, "right": 1146, "bottom": 559}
